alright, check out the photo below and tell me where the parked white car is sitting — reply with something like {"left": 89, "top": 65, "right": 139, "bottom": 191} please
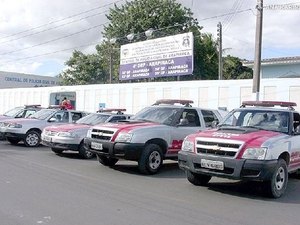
{"left": 0, "top": 105, "right": 43, "bottom": 139}
{"left": 2, "top": 108, "right": 87, "bottom": 147}
{"left": 41, "top": 109, "right": 131, "bottom": 159}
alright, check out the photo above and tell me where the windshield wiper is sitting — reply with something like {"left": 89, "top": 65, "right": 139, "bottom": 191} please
{"left": 240, "top": 126, "right": 264, "bottom": 130}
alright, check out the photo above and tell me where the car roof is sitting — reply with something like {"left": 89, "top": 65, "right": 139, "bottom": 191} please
{"left": 236, "top": 106, "right": 294, "bottom": 113}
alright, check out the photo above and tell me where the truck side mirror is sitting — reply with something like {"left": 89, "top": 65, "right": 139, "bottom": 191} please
{"left": 48, "top": 118, "right": 57, "bottom": 122}
{"left": 178, "top": 118, "right": 188, "bottom": 126}
{"left": 294, "top": 125, "right": 300, "bottom": 135}
{"left": 211, "top": 120, "right": 219, "bottom": 128}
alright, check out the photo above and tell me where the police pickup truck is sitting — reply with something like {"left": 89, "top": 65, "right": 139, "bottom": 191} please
{"left": 178, "top": 101, "right": 300, "bottom": 198}
{"left": 84, "top": 99, "right": 226, "bottom": 174}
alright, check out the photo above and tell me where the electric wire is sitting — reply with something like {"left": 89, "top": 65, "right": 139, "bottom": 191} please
{"left": 0, "top": 0, "right": 124, "bottom": 40}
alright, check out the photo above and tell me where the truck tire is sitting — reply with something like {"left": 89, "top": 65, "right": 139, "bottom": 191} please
{"left": 7, "top": 137, "right": 20, "bottom": 145}
{"left": 78, "top": 142, "right": 95, "bottom": 159}
{"left": 52, "top": 148, "right": 63, "bottom": 154}
{"left": 263, "top": 158, "right": 288, "bottom": 198}
{"left": 186, "top": 171, "right": 211, "bottom": 186}
{"left": 98, "top": 155, "right": 118, "bottom": 167}
{"left": 138, "top": 144, "right": 163, "bottom": 175}
{"left": 24, "top": 130, "right": 40, "bottom": 147}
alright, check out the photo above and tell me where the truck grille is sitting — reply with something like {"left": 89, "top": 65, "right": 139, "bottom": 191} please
{"left": 91, "top": 128, "right": 115, "bottom": 141}
{"left": 195, "top": 138, "right": 243, "bottom": 158}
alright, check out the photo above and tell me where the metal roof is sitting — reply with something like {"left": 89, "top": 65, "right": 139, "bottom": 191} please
{"left": 243, "top": 56, "right": 300, "bottom": 67}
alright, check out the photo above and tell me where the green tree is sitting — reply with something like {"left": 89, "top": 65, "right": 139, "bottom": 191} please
{"left": 99, "top": 0, "right": 219, "bottom": 82}
{"left": 222, "top": 55, "right": 253, "bottom": 80}
{"left": 59, "top": 50, "right": 108, "bottom": 85}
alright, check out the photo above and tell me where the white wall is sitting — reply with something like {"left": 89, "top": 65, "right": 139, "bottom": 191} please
{"left": 0, "top": 78, "right": 300, "bottom": 114}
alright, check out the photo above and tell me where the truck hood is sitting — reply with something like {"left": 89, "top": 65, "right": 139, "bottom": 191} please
{"left": 45, "top": 123, "right": 90, "bottom": 132}
{"left": 190, "top": 127, "right": 283, "bottom": 146}
{"left": 99, "top": 120, "right": 160, "bottom": 132}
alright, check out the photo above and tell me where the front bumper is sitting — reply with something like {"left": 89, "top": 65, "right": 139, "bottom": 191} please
{"left": 84, "top": 137, "right": 145, "bottom": 160}
{"left": 41, "top": 134, "right": 81, "bottom": 151}
{"left": 41, "top": 140, "right": 79, "bottom": 151}
{"left": 178, "top": 151, "right": 278, "bottom": 181}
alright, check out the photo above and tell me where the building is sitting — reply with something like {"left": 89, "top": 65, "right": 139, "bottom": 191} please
{"left": 0, "top": 71, "right": 60, "bottom": 89}
{"left": 243, "top": 56, "right": 300, "bottom": 78}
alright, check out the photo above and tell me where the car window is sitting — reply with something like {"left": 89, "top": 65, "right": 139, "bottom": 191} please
{"left": 4, "top": 107, "right": 23, "bottom": 117}
{"left": 109, "top": 116, "right": 127, "bottom": 122}
{"left": 61, "top": 112, "right": 70, "bottom": 122}
{"left": 292, "top": 112, "right": 300, "bottom": 132}
{"left": 71, "top": 112, "right": 83, "bottom": 122}
{"left": 49, "top": 111, "right": 67, "bottom": 122}
{"left": 179, "top": 109, "right": 200, "bottom": 127}
{"left": 15, "top": 110, "right": 25, "bottom": 118}
{"left": 24, "top": 110, "right": 37, "bottom": 118}
{"left": 201, "top": 110, "right": 219, "bottom": 127}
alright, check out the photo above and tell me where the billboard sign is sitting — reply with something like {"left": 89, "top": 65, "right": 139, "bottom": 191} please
{"left": 119, "top": 32, "right": 193, "bottom": 80}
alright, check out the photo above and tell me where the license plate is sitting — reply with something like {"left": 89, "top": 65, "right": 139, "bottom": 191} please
{"left": 201, "top": 159, "right": 224, "bottom": 170}
{"left": 91, "top": 142, "right": 103, "bottom": 150}
{"left": 44, "top": 136, "right": 52, "bottom": 142}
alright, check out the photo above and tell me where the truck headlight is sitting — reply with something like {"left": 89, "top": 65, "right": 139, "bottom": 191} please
{"left": 8, "top": 123, "right": 22, "bottom": 128}
{"left": 181, "top": 139, "right": 194, "bottom": 152}
{"left": 86, "top": 129, "right": 92, "bottom": 138}
{"left": 115, "top": 132, "right": 133, "bottom": 142}
{"left": 58, "top": 132, "right": 76, "bottom": 138}
{"left": 242, "top": 147, "right": 267, "bottom": 160}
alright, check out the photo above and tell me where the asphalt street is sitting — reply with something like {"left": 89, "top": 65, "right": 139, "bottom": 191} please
{"left": 0, "top": 141, "right": 299, "bottom": 225}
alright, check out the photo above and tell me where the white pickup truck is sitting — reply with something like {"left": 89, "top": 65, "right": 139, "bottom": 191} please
{"left": 178, "top": 101, "right": 300, "bottom": 198}
{"left": 84, "top": 99, "right": 226, "bottom": 174}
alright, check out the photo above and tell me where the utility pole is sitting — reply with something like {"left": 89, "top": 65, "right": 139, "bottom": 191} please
{"left": 109, "top": 46, "right": 113, "bottom": 83}
{"left": 217, "top": 22, "right": 223, "bottom": 80}
{"left": 252, "top": 0, "right": 263, "bottom": 101}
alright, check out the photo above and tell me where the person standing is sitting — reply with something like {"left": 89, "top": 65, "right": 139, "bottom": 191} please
{"left": 61, "top": 97, "right": 73, "bottom": 110}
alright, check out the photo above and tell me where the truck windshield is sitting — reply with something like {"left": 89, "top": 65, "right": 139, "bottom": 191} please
{"left": 76, "top": 113, "right": 110, "bottom": 125}
{"left": 220, "top": 109, "right": 290, "bottom": 133}
{"left": 132, "top": 107, "right": 180, "bottom": 125}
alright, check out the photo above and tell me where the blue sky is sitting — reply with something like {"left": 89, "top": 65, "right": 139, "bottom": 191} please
{"left": 0, "top": 0, "right": 299, "bottom": 77}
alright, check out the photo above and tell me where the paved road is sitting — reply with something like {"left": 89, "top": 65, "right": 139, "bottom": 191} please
{"left": 0, "top": 141, "right": 299, "bottom": 225}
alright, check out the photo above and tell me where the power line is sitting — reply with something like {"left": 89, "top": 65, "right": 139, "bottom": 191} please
{"left": 198, "top": 8, "right": 253, "bottom": 21}
{"left": 222, "top": 0, "right": 244, "bottom": 32}
{"left": 2, "top": 42, "right": 100, "bottom": 63}
{"left": 0, "top": 23, "right": 107, "bottom": 56}
{"left": 0, "top": 9, "right": 255, "bottom": 63}
{"left": 0, "top": 10, "right": 109, "bottom": 45}
{"left": 0, "top": 0, "right": 124, "bottom": 40}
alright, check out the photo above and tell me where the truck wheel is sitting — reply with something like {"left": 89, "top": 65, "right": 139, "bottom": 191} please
{"left": 186, "top": 171, "right": 211, "bottom": 186}
{"left": 78, "top": 142, "right": 94, "bottom": 159}
{"left": 138, "top": 144, "right": 163, "bottom": 175}
{"left": 24, "top": 130, "right": 40, "bottom": 147}
{"left": 7, "top": 137, "right": 20, "bottom": 145}
{"left": 98, "top": 155, "right": 118, "bottom": 167}
{"left": 52, "top": 148, "right": 63, "bottom": 154}
{"left": 263, "top": 159, "right": 288, "bottom": 198}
